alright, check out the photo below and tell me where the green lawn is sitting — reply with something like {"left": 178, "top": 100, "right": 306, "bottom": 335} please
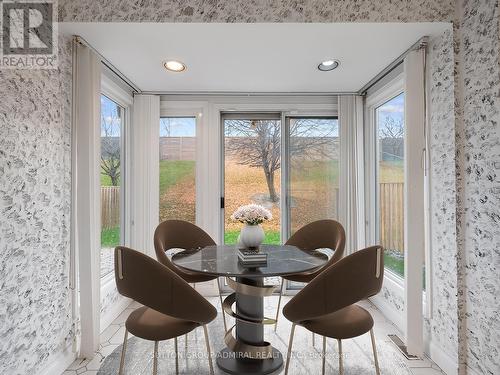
{"left": 100, "top": 174, "right": 116, "bottom": 186}
{"left": 225, "top": 230, "right": 281, "bottom": 245}
{"left": 159, "top": 160, "right": 195, "bottom": 195}
{"left": 384, "top": 253, "right": 404, "bottom": 277}
{"left": 101, "top": 226, "right": 120, "bottom": 248}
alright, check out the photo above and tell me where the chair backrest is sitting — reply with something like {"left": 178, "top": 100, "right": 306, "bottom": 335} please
{"left": 285, "top": 219, "right": 346, "bottom": 267}
{"left": 115, "top": 246, "right": 217, "bottom": 324}
{"left": 154, "top": 220, "right": 216, "bottom": 272}
{"left": 283, "top": 245, "right": 384, "bottom": 323}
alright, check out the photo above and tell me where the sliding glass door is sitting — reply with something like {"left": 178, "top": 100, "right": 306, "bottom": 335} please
{"left": 222, "top": 113, "right": 282, "bottom": 245}
{"left": 221, "top": 113, "right": 339, "bottom": 248}
{"left": 287, "top": 117, "right": 340, "bottom": 235}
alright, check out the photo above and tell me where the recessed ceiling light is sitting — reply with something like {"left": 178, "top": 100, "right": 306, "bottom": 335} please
{"left": 318, "top": 59, "right": 340, "bottom": 71}
{"left": 164, "top": 60, "right": 187, "bottom": 72}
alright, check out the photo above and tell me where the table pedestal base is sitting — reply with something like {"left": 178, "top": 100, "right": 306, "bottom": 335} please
{"left": 217, "top": 276, "right": 283, "bottom": 375}
{"left": 216, "top": 347, "right": 283, "bottom": 375}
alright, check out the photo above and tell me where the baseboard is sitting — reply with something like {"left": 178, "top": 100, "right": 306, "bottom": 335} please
{"left": 37, "top": 342, "right": 76, "bottom": 375}
{"left": 100, "top": 295, "right": 131, "bottom": 333}
{"left": 429, "top": 340, "right": 458, "bottom": 375}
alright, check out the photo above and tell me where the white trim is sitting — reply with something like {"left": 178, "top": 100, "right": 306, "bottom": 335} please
{"left": 37, "top": 343, "right": 76, "bottom": 375}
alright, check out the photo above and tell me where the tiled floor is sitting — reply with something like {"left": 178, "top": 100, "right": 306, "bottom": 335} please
{"left": 64, "top": 296, "right": 445, "bottom": 375}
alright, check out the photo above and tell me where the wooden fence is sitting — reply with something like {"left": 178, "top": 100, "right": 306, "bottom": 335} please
{"left": 379, "top": 182, "right": 404, "bottom": 253}
{"left": 100, "top": 182, "right": 404, "bottom": 252}
{"left": 101, "top": 186, "right": 120, "bottom": 229}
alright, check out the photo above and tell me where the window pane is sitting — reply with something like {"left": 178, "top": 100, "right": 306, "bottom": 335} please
{"left": 289, "top": 118, "right": 339, "bottom": 234}
{"left": 100, "top": 95, "right": 123, "bottom": 278}
{"left": 223, "top": 117, "right": 281, "bottom": 245}
{"left": 376, "top": 93, "right": 405, "bottom": 277}
{"left": 159, "top": 117, "right": 197, "bottom": 223}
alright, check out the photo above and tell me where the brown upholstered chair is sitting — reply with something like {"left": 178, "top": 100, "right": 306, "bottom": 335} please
{"left": 115, "top": 246, "right": 217, "bottom": 375}
{"left": 275, "top": 220, "right": 346, "bottom": 330}
{"left": 283, "top": 245, "right": 384, "bottom": 375}
{"left": 154, "top": 220, "right": 228, "bottom": 331}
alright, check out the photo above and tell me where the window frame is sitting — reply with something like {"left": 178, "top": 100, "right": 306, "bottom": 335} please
{"left": 159, "top": 102, "right": 207, "bottom": 229}
{"left": 100, "top": 74, "right": 132, "bottom": 286}
{"left": 215, "top": 103, "right": 338, "bottom": 294}
{"left": 220, "top": 111, "right": 283, "bottom": 246}
{"left": 158, "top": 114, "right": 200, "bottom": 225}
{"left": 365, "top": 75, "right": 405, "bottom": 285}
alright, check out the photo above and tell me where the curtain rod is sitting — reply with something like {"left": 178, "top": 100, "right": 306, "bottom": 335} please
{"left": 73, "top": 35, "right": 141, "bottom": 93}
{"left": 358, "top": 36, "right": 429, "bottom": 96}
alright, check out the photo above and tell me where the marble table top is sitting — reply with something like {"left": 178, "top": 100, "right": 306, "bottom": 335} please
{"left": 171, "top": 244, "right": 329, "bottom": 278}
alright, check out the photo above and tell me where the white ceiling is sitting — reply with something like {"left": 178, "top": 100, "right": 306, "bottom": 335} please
{"left": 60, "top": 23, "right": 449, "bottom": 93}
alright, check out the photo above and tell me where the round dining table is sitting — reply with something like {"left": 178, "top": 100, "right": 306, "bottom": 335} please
{"left": 172, "top": 244, "right": 329, "bottom": 375}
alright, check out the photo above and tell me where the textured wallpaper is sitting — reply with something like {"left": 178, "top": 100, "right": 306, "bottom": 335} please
{"left": 428, "top": 27, "right": 459, "bottom": 365}
{"left": 456, "top": 0, "right": 500, "bottom": 373}
{"left": 1, "top": 0, "right": 498, "bottom": 374}
{"left": 58, "top": 0, "right": 455, "bottom": 23}
{"left": 0, "top": 37, "right": 73, "bottom": 374}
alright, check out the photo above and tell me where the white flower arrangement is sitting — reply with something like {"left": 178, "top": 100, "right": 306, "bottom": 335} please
{"left": 231, "top": 204, "right": 273, "bottom": 226}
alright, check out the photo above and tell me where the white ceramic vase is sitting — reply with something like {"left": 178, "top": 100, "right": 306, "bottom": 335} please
{"left": 239, "top": 224, "right": 265, "bottom": 249}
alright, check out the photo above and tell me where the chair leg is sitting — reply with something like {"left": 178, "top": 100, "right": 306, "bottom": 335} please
{"left": 338, "top": 339, "right": 343, "bottom": 375}
{"left": 118, "top": 329, "right": 128, "bottom": 375}
{"left": 203, "top": 325, "right": 215, "bottom": 375}
{"left": 312, "top": 332, "right": 315, "bottom": 347}
{"left": 153, "top": 341, "right": 159, "bottom": 375}
{"left": 370, "top": 329, "right": 381, "bottom": 375}
{"left": 322, "top": 336, "right": 326, "bottom": 375}
{"left": 274, "top": 278, "right": 284, "bottom": 332}
{"left": 185, "top": 332, "right": 188, "bottom": 351}
{"left": 284, "top": 323, "right": 296, "bottom": 375}
{"left": 174, "top": 337, "right": 179, "bottom": 375}
{"left": 217, "top": 277, "right": 228, "bottom": 332}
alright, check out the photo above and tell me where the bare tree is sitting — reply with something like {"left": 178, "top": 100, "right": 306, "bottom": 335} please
{"left": 379, "top": 117, "right": 404, "bottom": 159}
{"left": 225, "top": 119, "right": 336, "bottom": 202}
{"left": 101, "top": 111, "right": 121, "bottom": 186}
{"left": 161, "top": 118, "right": 172, "bottom": 137}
